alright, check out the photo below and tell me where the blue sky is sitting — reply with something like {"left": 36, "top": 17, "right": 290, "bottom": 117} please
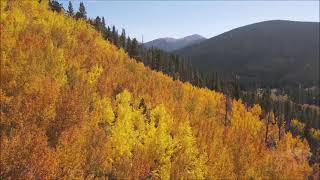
{"left": 60, "top": 1, "right": 319, "bottom": 42}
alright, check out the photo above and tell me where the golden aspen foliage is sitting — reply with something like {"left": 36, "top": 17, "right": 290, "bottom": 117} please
{"left": 291, "top": 119, "right": 306, "bottom": 137}
{"left": 310, "top": 128, "right": 320, "bottom": 144}
{"left": 171, "top": 120, "right": 207, "bottom": 179}
{"left": 1, "top": 126, "right": 58, "bottom": 179}
{"left": 208, "top": 135, "right": 236, "bottom": 179}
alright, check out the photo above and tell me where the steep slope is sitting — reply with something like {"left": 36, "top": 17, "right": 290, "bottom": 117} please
{"left": 175, "top": 20, "right": 319, "bottom": 87}
{"left": 0, "top": 1, "right": 313, "bottom": 179}
{"left": 144, "top": 34, "right": 206, "bottom": 52}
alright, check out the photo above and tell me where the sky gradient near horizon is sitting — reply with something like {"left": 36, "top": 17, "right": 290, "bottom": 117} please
{"left": 60, "top": 0, "right": 319, "bottom": 42}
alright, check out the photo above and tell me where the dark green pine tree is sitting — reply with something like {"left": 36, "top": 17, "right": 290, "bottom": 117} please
{"left": 102, "top": 17, "right": 106, "bottom": 28}
{"left": 111, "top": 26, "right": 119, "bottom": 47}
{"left": 48, "top": 0, "right": 63, "bottom": 13}
{"left": 126, "top": 37, "right": 132, "bottom": 53}
{"left": 67, "top": 1, "right": 74, "bottom": 16}
{"left": 262, "top": 88, "right": 272, "bottom": 114}
{"left": 94, "top": 16, "right": 102, "bottom": 31}
{"left": 284, "top": 100, "right": 291, "bottom": 129}
{"left": 130, "top": 38, "right": 138, "bottom": 58}
{"left": 103, "top": 26, "right": 111, "bottom": 41}
{"left": 76, "top": 2, "right": 87, "bottom": 20}
{"left": 215, "top": 73, "right": 220, "bottom": 91}
{"left": 119, "top": 29, "right": 126, "bottom": 49}
{"left": 233, "top": 76, "right": 241, "bottom": 100}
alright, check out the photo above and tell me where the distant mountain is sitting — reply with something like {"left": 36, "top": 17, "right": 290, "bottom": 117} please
{"left": 144, "top": 34, "right": 206, "bottom": 52}
{"left": 174, "top": 20, "right": 319, "bottom": 88}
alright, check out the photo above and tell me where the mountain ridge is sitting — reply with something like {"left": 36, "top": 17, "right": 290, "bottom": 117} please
{"left": 144, "top": 34, "right": 206, "bottom": 52}
{"left": 174, "top": 20, "right": 319, "bottom": 87}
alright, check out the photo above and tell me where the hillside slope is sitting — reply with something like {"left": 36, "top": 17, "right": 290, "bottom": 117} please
{"left": 144, "top": 34, "right": 206, "bottom": 52}
{"left": 0, "top": 1, "right": 313, "bottom": 179}
{"left": 175, "top": 20, "right": 319, "bottom": 87}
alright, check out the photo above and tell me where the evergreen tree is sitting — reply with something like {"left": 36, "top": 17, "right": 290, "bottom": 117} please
{"left": 111, "top": 26, "right": 119, "bottom": 47}
{"left": 262, "top": 88, "right": 272, "bottom": 114}
{"left": 119, "top": 29, "right": 126, "bottom": 49}
{"left": 67, "top": 1, "right": 74, "bottom": 16}
{"left": 233, "top": 77, "right": 241, "bottom": 100}
{"left": 126, "top": 37, "right": 132, "bottom": 53}
{"left": 49, "top": 0, "right": 63, "bottom": 13}
{"left": 104, "top": 26, "right": 111, "bottom": 40}
{"left": 215, "top": 72, "right": 222, "bottom": 91}
{"left": 101, "top": 17, "right": 106, "bottom": 28}
{"left": 76, "top": 2, "right": 87, "bottom": 20}
{"left": 94, "top": 16, "right": 102, "bottom": 31}
{"left": 131, "top": 38, "right": 138, "bottom": 58}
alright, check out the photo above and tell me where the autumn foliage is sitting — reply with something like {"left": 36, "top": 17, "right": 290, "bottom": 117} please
{"left": 0, "top": 0, "right": 313, "bottom": 179}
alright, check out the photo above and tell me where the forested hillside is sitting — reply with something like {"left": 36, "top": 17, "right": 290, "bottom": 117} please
{"left": 0, "top": 1, "right": 319, "bottom": 179}
{"left": 175, "top": 20, "right": 319, "bottom": 88}
{"left": 73, "top": 0, "right": 320, "bottom": 150}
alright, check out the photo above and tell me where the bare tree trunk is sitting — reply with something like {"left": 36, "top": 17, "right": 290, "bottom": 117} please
{"left": 225, "top": 96, "right": 228, "bottom": 126}
{"left": 265, "top": 113, "right": 269, "bottom": 144}
{"left": 278, "top": 115, "right": 283, "bottom": 141}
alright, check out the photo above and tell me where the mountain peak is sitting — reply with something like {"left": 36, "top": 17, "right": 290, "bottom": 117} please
{"left": 144, "top": 34, "right": 206, "bottom": 52}
{"left": 183, "top": 34, "right": 206, "bottom": 41}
